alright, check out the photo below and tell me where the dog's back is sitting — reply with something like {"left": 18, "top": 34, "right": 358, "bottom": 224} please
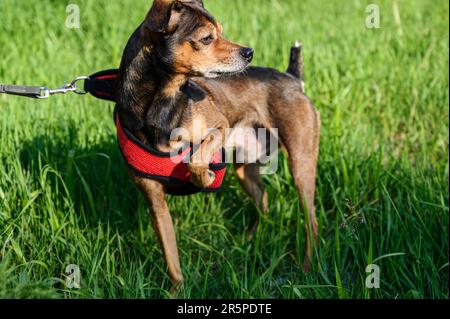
{"left": 191, "top": 43, "right": 313, "bottom": 132}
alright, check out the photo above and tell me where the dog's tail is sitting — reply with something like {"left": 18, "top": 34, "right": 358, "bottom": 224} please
{"left": 286, "top": 41, "right": 305, "bottom": 94}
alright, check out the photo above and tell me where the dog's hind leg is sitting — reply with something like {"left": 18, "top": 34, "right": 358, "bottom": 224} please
{"left": 131, "top": 172, "right": 184, "bottom": 287}
{"left": 290, "top": 153, "right": 319, "bottom": 272}
{"left": 278, "top": 99, "right": 320, "bottom": 272}
{"left": 235, "top": 163, "right": 269, "bottom": 240}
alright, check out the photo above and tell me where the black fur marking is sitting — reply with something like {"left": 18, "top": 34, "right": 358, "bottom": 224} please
{"left": 145, "top": 93, "right": 187, "bottom": 146}
{"left": 182, "top": 80, "right": 207, "bottom": 102}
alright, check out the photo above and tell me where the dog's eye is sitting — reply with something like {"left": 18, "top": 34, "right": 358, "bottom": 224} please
{"left": 200, "top": 35, "right": 214, "bottom": 45}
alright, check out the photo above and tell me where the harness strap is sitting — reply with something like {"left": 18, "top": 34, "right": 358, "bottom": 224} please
{"left": 86, "top": 69, "right": 228, "bottom": 195}
{"left": 116, "top": 111, "right": 227, "bottom": 196}
{"left": 84, "top": 69, "right": 119, "bottom": 102}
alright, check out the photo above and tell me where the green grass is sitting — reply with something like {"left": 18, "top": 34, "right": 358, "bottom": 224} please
{"left": 0, "top": 0, "right": 448, "bottom": 299}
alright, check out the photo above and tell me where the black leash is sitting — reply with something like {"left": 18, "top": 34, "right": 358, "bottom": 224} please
{"left": 0, "top": 69, "right": 119, "bottom": 102}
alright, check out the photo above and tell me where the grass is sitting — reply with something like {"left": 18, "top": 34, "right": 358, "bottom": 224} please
{"left": 0, "top": 0, "right": 448, "bottom": 299}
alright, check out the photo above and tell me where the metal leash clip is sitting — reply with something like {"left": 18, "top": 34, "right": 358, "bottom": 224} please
{"left": 37, "top": 76, "right": 90, "bottom": 99}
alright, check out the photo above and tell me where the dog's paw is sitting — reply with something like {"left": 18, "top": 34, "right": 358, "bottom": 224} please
{"left": 188, "top": 164, "right": 215, "bottom": 189}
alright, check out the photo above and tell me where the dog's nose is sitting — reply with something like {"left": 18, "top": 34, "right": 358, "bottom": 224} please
{"left": 240, "top": 47, "right": 254, "bottom": 62}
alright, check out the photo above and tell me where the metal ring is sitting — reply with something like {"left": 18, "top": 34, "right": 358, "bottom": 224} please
{"left": 70, "top": 76, "right": 90, "bottom": 95}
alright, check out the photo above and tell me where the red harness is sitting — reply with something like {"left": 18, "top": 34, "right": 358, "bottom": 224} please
{"left": 85, "top": 69, "right": 227, "bottom": 196}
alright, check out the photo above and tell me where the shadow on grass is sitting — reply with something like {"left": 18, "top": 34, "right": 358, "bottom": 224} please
{"left": 18, "top": 118, "right": 141, "bottom": 232}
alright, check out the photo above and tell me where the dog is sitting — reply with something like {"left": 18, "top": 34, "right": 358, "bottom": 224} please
{"left": 116, "top": 0, "right": 320, "bottom": 287}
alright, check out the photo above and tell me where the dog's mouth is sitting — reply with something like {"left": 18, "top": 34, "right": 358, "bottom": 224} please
{"left": 208, "top": 65, "right": 249, "bottom": 78}
{"left": 210, "top": 71, "right": 230, "bottom": 76}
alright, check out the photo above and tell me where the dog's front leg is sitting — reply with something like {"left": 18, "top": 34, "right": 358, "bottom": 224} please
{"left": 131, "top": 171, "right": 184, "bottom": 287}
{"left": 189, "top": 123, "right": 227, "bottom": 189}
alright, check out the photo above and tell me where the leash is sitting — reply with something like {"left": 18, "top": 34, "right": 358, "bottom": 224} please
{"left": 0, "top": 69, "right": 119, "bottom": 102}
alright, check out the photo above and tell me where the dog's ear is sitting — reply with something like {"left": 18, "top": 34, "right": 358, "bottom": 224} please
{"left": 144, "top": 0, "right": 204, "bottom": 33}
{"left": 143, "top": 0, "right": 206, "bottom": 34}
{"left": 144, "top": 0, "right": 178, "bottom": 34}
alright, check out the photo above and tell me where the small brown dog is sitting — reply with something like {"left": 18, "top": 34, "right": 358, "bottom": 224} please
{"left": 116, "top": 0, "right": 320, "bottom": 287}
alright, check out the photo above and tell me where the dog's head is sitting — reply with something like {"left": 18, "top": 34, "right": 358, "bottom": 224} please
{"left": 142, "top": 0, "right": 253, "bottom": 78}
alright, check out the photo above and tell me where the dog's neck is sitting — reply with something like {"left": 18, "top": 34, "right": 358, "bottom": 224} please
{"left": 117, "top": 28, "right": 189, "bottom": 148}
